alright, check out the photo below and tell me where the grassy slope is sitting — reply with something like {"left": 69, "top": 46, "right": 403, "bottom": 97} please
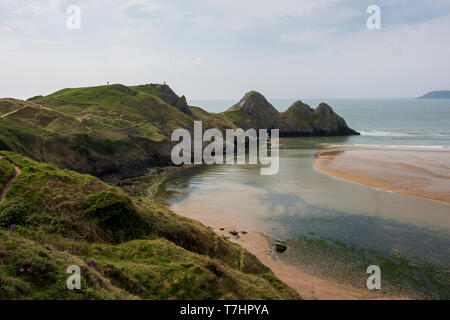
{"left": 0, "top": 84, "right": 237, "bottom": 178}
{"left": 0, "top": 158, "right": 14, "bottom": 191}
{"left": 280, "top": 109, "right": 319, "bottom": 131}
{"left": 221, "top": 108, "right": 259, "bottom": 129}
{"left": 0, "top": 151, "right": 299, "bottom": 300}
{"left": 0, "top": 84, "right": 353, "bottom": 177}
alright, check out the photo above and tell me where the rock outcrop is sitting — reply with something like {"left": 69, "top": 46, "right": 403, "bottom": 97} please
{"left": 279, "top": 100, "right": 315, "bottom": 134}
{"left": 224, "top": 91, "right": 359, "bottom": 136}
{"left": 310, "top": 103, "right": 359, "bottom": 136}
{"left": 145, "top": 84, "right": 192, "bottom": 114}
{"left": 0, "top": 85, "right": 357, "bottom": 181}
{"left": 227, "top": 91, "right": 280, "bottom": 129}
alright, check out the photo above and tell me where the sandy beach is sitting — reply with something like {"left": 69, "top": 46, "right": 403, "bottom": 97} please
{"left": 171, "top": 198, "right": 408, "bottom": 299}
{"left": 314, "top": 145, "right": 450, "bottom": 204}
{"left": 215, "top": 228, "right": 408, "bottom": 300}
{"left": 167, "top": 143, "right": 450, "bottom": 300}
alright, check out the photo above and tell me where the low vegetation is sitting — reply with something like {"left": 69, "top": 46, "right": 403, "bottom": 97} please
{"left": 0, "top": 84, "right": 237, "bottom": 179}
{"left": 0, "top": 151, "right": 300, "bottom": 300}
{"left": 0, "top": 158, "right": 14, "bottom": 191}
{"left": 0, "top": 83, "right": 358, "bottom": 300}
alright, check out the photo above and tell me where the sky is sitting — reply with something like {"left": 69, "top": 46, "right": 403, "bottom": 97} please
{"left": 1, "top": 0, "right": 450, "bottom": 100}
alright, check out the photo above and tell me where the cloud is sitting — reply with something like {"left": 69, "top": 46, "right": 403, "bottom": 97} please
{"left": 30, "top": 38, "right": 62, "bottom": 45}
{"left": 119, "top": 0, "right": 172, "bottom": 20}
{"left": 1, "top": 0, "right": 450, "bottom": 99}
{"left": 48, "top": 0, "right": 68, "bottom": 12}
{"left": 14, "top": 4, "right": 46, "bottom": 16}
{"left": 279, "top": 29, "right": 335, "bottom": 44}
{"left": 1, "top": 20, "right": 37, "bottom": 33}
{"left": 197, "top": 0, "right": 339, "bottom": 21}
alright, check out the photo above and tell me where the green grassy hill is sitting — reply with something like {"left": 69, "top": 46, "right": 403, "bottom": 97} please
{"left": 0, "top": 84, "right": 236, "bottom": 179}
{"left": 0, "top": 151, "right": 299, "bottom": 300}
{"left": 0, "top": 158, "right": 14, "bottom": 191}
{"left": 0, "top": 83, "right": 358, "bottom": 180}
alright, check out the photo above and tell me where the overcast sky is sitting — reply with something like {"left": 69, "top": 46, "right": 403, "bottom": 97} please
{"left": 1, "top": 0, "right": 450, "bottom": 100}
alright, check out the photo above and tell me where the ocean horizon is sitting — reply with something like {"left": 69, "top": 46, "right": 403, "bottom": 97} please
{"left": 189, "top": 98, "right": 450, "bottom": 148}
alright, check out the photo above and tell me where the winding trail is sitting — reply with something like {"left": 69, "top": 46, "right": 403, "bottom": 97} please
{"left": 0, "top": 156, "right": 21, "bottom": 205}
{"left": 0, "top": 109, "right": 21, "bottom": 119}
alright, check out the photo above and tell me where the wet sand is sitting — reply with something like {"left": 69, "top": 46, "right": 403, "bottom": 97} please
{"left": 171, "top": 198, "right": 407, "bottom": 299}
{"left": 167, "top": 144, "right": 440, "bottom": 299}
{"left": 216, "top": 227, "right": 408, "bottom": 300}
{"left": 314, "top": 145, "right": 450, "bottom": 204}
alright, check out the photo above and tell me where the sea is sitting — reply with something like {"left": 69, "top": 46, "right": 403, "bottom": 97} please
{"left": 189, "top": 98, "right": 450, "bottom": 148}
{"left": 163, "top": 98, "right": 450, "bottom": 298}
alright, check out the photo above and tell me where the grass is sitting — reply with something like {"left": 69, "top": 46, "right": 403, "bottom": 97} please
{"left": 281, "top": 110, "right": 319, "bottom": 131}
{"left": 0, "top": 84, "right": 242, "bottom": 179}
{"left": 0, "top": 151, "right": 300, "bottom": 300}
{"left": 221, "top": 108, "right": 258, "bottom": 128}
{"left": 0, "top": 230, "right": 297, "bottom": 300}
{"left": 0, "top": 83, "right": 362, "bottom": 300}
{"left": 42, "top": 84, "right": 194, "bottom": 139}
{"left": 0, "top": 83, "right": 353, "bottom": 179}
{"left": 0, "top": 157, "right": 14, "bottom": 191}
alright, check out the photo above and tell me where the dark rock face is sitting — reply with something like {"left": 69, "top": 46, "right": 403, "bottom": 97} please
{"left": 275, "top": 243, "right": 287, "bottom": 253}
{"left": 225, "top": 92, "right": 359, "bottom": 136}
{"left": 174, "top": 95, "right": 191, "bottom": 114}
{"left": 285, "top": 100, "right": 314, "bottom": 116}
{"left": 227, "top": 91, "right": 280, "bottom": 129}
{"left": 279, "top": 100, "right": 315, "bottom": 135}
{"left": 150, "top": 84, "right": 192, "bottom": 114}
{"left": 310, "top": 103, "right": 359, "bottom": 136}
{"left": 280, "top": 101, "right": 358, "bottom": 136}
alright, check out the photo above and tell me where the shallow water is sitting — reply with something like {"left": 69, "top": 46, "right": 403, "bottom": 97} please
{"left": 166, "top": 137, "right": 450, "bottom": 267}
{"left": 167, "top": 98, "right": 450, "bottom": 296}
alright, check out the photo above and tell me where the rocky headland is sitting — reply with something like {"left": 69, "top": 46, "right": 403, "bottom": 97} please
{"left": 224, "top": 91, "right": 359, "bottom": 137}
{"left": 0, "top": 84, "right": 358, "bottom": 181}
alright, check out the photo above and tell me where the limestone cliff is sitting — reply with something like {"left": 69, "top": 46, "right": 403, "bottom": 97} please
{"left": 224, "top": 91, "right": 359, "bottom": 136}
{"left": 280, "top": 101, "right": 359, "bottom": 136}
{"left": 226, "top": 91, "right": 280, "bottom": 129}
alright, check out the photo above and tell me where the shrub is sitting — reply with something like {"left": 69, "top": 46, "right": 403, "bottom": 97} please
{"left": 82, "top": 191, "right": 151, "bottom": 243}
{"left": 0, "top": 201, "right": 28, "bottom": 228}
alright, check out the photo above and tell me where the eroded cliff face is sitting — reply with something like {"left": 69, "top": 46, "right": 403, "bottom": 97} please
{"left": 310, "top": 103, "right": 359, "bottom": 136}
{"left": 224, "top": 92, "right": 359, "bottom": 137}
{"left": 280, "top": 101, "right": 359, "bottom": 136}
{"left": 279, "top": 100, "right": 315, "bottom": 134}
{"left": 142, "top": 84, "right": 192, "bottom": 115}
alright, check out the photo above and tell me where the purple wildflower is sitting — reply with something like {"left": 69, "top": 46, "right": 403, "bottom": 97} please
{"left": 94, "top": 278, "right": 98, "bottom": 285}
{"left": 91, "top": 260, "right": 95, "bottom": 268}
{"left": 9, "top": 224, "right": 15, "bottom": 236}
